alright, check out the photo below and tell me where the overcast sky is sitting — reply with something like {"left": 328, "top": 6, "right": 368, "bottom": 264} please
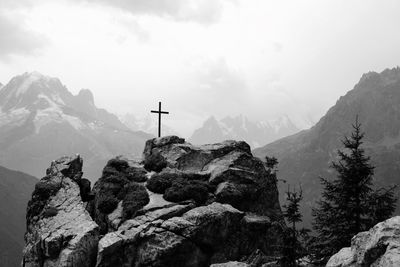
{"left": 0, "top": 0, "right": 400, "bottom": 136}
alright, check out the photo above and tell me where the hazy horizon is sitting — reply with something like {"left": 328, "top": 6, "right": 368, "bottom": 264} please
{"left": 1, "top": 0, "right": 400, "bottom": 136}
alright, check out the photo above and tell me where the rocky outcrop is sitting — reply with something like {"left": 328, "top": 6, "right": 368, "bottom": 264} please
{"left": 23, "top": 155, "right": 99, "bottom": 267}
{"left": 327, "top": 216, "right": 400, "bottom": 267}
{"left": 142, "top": 136, "right": 282, "bottom": 219}
{"left": 24, "top": 136, "right": 284, "bottom": 267}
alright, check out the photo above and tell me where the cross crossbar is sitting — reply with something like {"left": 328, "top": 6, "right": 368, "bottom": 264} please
{"left": 150, "top": 101, "right": 169, "bottom": 137}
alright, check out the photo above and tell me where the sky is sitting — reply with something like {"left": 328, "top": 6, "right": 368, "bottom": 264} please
{"left": 0, "top": 0, "right": 400, "bottom": 136}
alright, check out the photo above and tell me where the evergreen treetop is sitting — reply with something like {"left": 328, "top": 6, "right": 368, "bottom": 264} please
{"left": 312, "top": 117, "right": 397, "bottom": 261}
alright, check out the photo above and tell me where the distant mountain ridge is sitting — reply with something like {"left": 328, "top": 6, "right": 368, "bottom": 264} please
{"left": 190, "top": 114, "right": 306, "bottom": 148}
{"left": 120, "top": 113, "right": 178, "bottom": 137}
{"left": 254, "top": 66, "right": 400, "bottom": 226}
{"left": 0, "top": 72, "right": 152, "bottom": 181}
{"left": 0, "top": 165, "right": 36, "bottom": 267}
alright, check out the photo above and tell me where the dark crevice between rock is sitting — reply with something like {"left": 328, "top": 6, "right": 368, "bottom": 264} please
{"left": 363, "top": 241, "right": 389, "bottom": 266}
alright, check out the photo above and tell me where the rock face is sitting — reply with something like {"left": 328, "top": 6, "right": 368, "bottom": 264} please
{"left": 23, "top": 155, "right": 99, "bottom": 267}
{"left": 327, "top": 216, "right": 400, "bottom": 267}
{"left": 24, "top": 136, "right": 284, "bottom": 267}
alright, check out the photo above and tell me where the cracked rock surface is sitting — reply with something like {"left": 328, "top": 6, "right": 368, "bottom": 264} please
{"left": 23, "top": 155, "right": 99, "bottom": 267}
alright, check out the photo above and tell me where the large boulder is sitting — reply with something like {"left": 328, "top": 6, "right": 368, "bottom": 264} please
{"left": 327, "top": 216, "right": 400, "bottom": 267}
{"left": 23, "top": 155, "right": 99, "bottom": 267}
{"left": 143, "top": 136, "right": 282, "bottom": 219}
{"left": 96, "top": 202, "right": 244, "bottom": 267}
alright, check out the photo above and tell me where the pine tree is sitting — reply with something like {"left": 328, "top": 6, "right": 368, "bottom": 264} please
{"left": 312, "top": 117, "right": 397, "bottom": 261}
{"left": 280, "top": 186, "right": 307, "bottom": 267}
{"left": 264, "top": 156, "right": 309, "bottom": 266}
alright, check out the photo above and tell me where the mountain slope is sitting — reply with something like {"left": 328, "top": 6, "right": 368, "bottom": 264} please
{"left": 254, "top": 67, "right": 400, "bottom": 227}
{"left": 0, "top": 72, "right": 152, "bottom": 181}
{"left": 0, "top": 166, "right": 36, "bottom": 267}
{"left": 190, "top": 115, "right": 302, "bottom": 149}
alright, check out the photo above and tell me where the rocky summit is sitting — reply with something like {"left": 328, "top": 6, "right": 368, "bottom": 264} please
{"left": 23, "top": 136, "right": 284, "bottom": 267}
{"left": 327, "top": 216, "right": 400, "bottom": 267}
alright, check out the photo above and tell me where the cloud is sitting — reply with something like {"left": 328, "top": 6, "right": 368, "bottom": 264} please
{"left": 0, "top": 0, "right": 33, "bottom": 9}
{"left": 196, "top": 58, "right": 245, "bottom": 96}
{"left": 273, "top": 42, "right": 283, "bottom": 53}
{"left": 85, "top": 0, "right": 226, "bottom": 25}
{"left": 115, "top": 17, "right": 150, "bottom": 43}
{"left": 0, "top": 12, "right": 47, "bottom": 59}
{"left": 184, "top": 58, "right": 247, "bottom": 116}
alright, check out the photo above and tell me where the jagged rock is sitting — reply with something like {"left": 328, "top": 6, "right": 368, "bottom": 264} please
{"left": 23, "top": 155, "right": 99, "bottom": 267}
{"left": 327, "top": 216, "right": 400, "bottom": 267}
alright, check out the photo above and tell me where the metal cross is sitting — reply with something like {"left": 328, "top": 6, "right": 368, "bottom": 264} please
{"left": 151, "top": 101, "right": 169, "bottom": 137}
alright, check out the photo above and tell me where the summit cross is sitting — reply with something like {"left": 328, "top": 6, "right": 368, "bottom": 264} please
{"left": 151, "top": 101, "right": 169, "bottom": 138}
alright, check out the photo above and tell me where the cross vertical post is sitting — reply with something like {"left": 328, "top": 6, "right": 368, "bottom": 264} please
{"left": 158, "top": 101, "right": 161, "bottom": 137}
{"left": 151, "top": 101, "right": 169, "bottom": 138}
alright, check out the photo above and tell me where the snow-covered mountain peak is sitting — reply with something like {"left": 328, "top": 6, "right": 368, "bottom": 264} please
{"left": 0, "top": 72, "right": 69, "bottom": 112}
{"left": 14, "top": 72, "right": 55, "bottom": 96}
{"left": 0, "top": 73, "right": 152, "bottom": 183}
{"left": 0, "top": 72, "right": 132, "bottom": 136}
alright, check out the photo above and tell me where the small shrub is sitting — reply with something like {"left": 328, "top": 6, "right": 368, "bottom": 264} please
{"left": 126, "top": 167, "right": 148, "bottom": 183}
{"left": 27, "top": 178, "right": 62, "bottom": 220}
{"left": 164, "top": 179, "right": 212, "bottom": 205}
{"left": 97, "top": 193, "right": 119, "bottom": 214}
{"left": 102, "top": 166, "right": 120, "bottom": 177}
{"left": 78, "top": 178, "right": 93, "bottom": 202}
{"left": 102, "top": 174, "right": 129, "bottom": 185}
{"left": 34, "top": 179, "right": 61, "bottom": 199}
{"left": 106, "top": 158, "right": 129, "bottom": 172}
{"left": 143, "top": 151, "right": 167, "bottom": 172}
{"left": 146, "top": 172, "right": 174, "bottom": 194}
{"left": 121, "top": 182, "right": 150, "bottom": 220}
{"left": 181, "top": 172, "right": 210, "bottom": 181}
